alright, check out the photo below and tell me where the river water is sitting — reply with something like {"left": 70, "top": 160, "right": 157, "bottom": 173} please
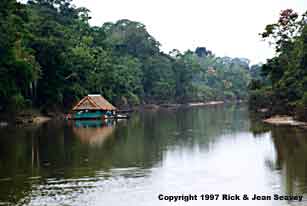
{"left": 1, "top": 104, "right": 307, "bottom": 206}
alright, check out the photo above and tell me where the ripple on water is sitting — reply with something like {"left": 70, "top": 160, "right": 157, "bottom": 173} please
{"left": 3, "top": 106, "right": 307, "bottom": 206}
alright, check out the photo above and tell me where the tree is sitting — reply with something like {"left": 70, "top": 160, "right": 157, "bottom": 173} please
{"left": 0, "top": 0, "right": 40, "bottom": 111}
{"left": 250, "top": 9, "right": 307, "bottom": 118}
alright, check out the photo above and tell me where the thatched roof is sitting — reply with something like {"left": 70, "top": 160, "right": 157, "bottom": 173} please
{"left": 72, "top": 95, "right": 116, "bottom": 111}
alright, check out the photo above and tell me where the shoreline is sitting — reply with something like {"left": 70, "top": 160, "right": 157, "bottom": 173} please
{"left": 187, "top": 101, "right": 224, "bottom": 107}
{"left": 136, "top": 101, "right": 225, "bottom": 111}
{"left": 0, "top": 101, "right": 229, "bottom": 127}
{"left": 15, "top": 115, "right": 52, "bottom": 126}
{"left": 0, "top": 112, "right": 53, "bottom": 127}
{"left": 263, "top": 115, "right": 307, "bottom": 129}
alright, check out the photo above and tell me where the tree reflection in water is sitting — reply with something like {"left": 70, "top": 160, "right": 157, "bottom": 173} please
{"left": 250, "top": 119, "right": 307, "bottom": 195}
{"left": 2, "top": 106, "right": 307, "bottom": 205}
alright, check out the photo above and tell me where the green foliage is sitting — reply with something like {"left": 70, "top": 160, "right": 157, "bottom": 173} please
{"left": 250, "top": 9, "right": 307, "bottom": 117}
{"left": 0, "top": 0, "right": 255, "bottom": 112}
{"left": 179, "top": 52, "right": 251, "bottom": 102}
{"left": 8, "top": 93, "right": 26, "bottom": 111}
{"left": 249, "top": 88, "right": 273, "bottom": 110}
{"left": 0, "top": 0, "right": 40, "bottom": 111}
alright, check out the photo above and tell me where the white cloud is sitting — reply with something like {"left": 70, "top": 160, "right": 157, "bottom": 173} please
{"left": 73, "top": 0, "right": 307, "bottom": 64}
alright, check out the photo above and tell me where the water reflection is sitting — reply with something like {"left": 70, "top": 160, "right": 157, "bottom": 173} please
{"left": 1, "top": 105, "right": 307, "bottom": 205}
{"left": 72, "top": 120, "right": 115, "bottom": 147}
{"left": 250, "top": 118, "right": 307, "bottom": 196}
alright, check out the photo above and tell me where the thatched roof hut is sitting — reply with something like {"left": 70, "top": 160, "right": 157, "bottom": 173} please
{"left": 72, "top": 95, "right": 116, "bottom": 111}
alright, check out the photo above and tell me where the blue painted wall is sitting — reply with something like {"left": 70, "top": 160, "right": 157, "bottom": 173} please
{"left": 74, "top": 111, "right": 104, "bottom": 119}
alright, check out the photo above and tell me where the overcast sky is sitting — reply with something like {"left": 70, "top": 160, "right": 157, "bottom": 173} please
{"left": 73, "top": 0, "right": 306, "bottom": 64}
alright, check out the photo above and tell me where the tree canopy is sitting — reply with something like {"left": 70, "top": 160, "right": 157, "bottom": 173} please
{"left": 249, "top": 9, "right": 307, "bottom": 119}
{"left": 0, "top": 0, "right": 255, "bottom": 112}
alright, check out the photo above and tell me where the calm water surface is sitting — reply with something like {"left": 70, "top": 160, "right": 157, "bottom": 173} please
{"left": 1, "top": 105, "right": 307, "bottom": 206}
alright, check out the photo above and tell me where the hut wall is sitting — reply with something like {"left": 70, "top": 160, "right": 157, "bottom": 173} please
{"left": 74, "top": 111, "right": 104, "bottom": 119}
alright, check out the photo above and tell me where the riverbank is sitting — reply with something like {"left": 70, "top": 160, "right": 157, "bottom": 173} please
{"left": 0, "top": 109, "right": 53, "bottom": 127}
{"left": 0, "top": 100, "right": 228, "bottom": 127}
{"left": 262, "top": 115, "right": 307, "bottom": 129}
{"left": 15, "top": 114, "right": 52, "bottom": 125}
{"left": 136, "top": 101, "right": 225, "bottom": 111}
{"left": 187, "top": 101, "right": 224, "bottom": 107}
{"left": 252, "top": 105, "right": 307, "bottom": 129}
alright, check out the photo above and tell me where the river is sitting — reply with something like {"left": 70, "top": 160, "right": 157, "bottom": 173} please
{"left": 0, "top": 104, "right": 307, "bottom": 206}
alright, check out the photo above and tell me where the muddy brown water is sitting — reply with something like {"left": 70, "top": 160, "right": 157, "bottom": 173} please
{"left": 0, "top": 104, "right": 307, "bottom": 206}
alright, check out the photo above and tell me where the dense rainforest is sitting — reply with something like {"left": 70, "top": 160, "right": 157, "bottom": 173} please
{"left": 0, "top": 0, "right": 258, "bottom": 113}
{"left": 249, "top": 9, "right": 307, "bottom": 121}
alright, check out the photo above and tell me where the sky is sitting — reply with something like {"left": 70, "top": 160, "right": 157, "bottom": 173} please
{"left": 73, "top": 0, "right": 307, "bottom": 64}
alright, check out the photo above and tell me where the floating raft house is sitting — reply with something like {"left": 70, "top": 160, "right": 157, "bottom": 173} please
{"left": 72, "top": 94, "right": 117, "bottom": 119}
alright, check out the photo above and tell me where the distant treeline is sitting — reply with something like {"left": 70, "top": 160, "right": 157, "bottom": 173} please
{"left": 0, "top": 0, "right": 259, "bottom": 112}
{"left": 249, "top": 9, "right": 307, "bottom": 120}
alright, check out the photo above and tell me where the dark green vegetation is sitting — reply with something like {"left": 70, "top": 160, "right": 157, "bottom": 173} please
{"left": 249, "top": 9, "right": 307, "bottom": 120}
{"left": 0, "top": 0, "right": 256, "bottom": 113}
